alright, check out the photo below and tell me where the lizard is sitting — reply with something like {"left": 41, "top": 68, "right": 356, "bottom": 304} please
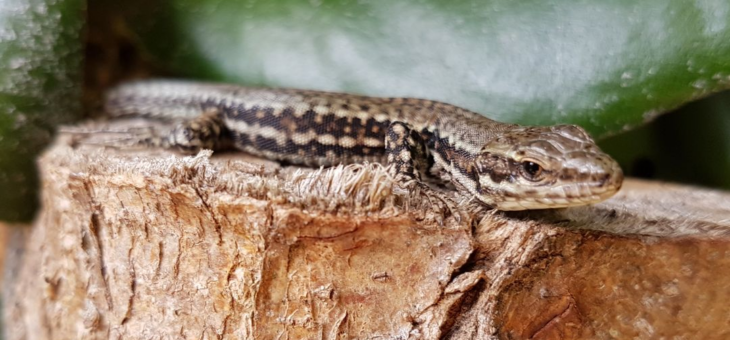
{"left": 101, "top": 79, "right": 623, "bottom": 211}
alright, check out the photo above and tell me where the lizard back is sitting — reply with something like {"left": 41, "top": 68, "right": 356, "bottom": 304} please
{"left": 105, "top": 80, "right": 511, "bottom": 166}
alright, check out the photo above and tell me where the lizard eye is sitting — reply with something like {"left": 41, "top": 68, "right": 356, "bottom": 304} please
{"left": 521, "top": 161, "right": 543, "bottom": 181}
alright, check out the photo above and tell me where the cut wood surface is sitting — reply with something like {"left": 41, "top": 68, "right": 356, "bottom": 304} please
{"left": 4, "top": 131, "right": 730, "bottom": 340}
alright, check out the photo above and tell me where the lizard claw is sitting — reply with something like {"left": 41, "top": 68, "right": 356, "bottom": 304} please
{"left": 400, "top": 179, "right": 462, "bottom": 224}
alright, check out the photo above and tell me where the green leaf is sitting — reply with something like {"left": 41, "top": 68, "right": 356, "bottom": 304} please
{"left": 0, "top": 0, "right": 85, "bottom": 222}
{"left": 124, "top": 0, "right": 730, "bottom": 138}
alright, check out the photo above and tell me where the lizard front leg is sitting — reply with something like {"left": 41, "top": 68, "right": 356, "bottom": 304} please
{"left": 384, "top": 121, "right": 430, "bottom": 183}
{"left": 385, "top": 122, "right": 457, "bottom": 216}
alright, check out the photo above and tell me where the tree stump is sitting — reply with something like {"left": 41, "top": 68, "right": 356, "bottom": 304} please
{"left": 4, "top": 131, "right": 730, "bottom": 339}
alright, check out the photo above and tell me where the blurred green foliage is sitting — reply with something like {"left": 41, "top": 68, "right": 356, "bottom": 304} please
{"left": 123, "top": 0, "right": 730, "bottom": 138}
{"left": 0, "top": 0, "right": 84, "bottom": 221}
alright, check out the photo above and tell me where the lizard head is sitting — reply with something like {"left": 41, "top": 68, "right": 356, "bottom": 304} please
{"left": 472, "top": 124, "right": 623, "bottom": 210}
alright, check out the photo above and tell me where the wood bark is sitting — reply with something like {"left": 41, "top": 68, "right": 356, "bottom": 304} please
{"left": 4, "top": 132, "right": 730, "bottom": 339}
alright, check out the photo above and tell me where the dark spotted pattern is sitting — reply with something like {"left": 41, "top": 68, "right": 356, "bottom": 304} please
{"left": 431, "top": 135, "right": 479, "bottom": 185}
{"left": 238, "top": 133, "right": 387, "bottom": 167}
{"left": 226, "top": 105, "right": 391, "bottom": 166}
{"left": 225, "top": 105, "right": 386, "bottom": 142}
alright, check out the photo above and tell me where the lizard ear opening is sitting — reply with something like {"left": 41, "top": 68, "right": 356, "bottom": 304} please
{"left": 474, "top": 152, "right": 493, "bottom": 173}
{"left": 474, "top": 152, "right": 508, "bottom": 175}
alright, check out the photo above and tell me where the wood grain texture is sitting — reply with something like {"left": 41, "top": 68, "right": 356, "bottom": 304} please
{"left": 3, "top": 132, "right": 730, "bottom": 339}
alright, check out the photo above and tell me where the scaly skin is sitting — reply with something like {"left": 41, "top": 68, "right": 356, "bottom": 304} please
{"left": 105, "top": 80, "right": 623, "bottom": 210}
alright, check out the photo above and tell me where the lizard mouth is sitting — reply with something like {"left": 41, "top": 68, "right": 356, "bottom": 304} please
{"left": 587, "top": 161, "right": 624, "bottom": 199}
{"left": 494, "top": 164, "right": 624, "bottom": 211}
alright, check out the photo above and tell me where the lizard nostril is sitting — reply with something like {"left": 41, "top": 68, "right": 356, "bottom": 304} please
{"left": 599, "top": 173, "right": 610, "bottom": 186}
